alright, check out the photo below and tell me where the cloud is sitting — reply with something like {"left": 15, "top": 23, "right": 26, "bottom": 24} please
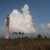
{"left": 40, "top": 23, "right": 50, "bottom": 33}
{"left": 9, "top": 4, "right": 37, "bottom": 33}
{"left": 40, "top": 23, "right": 45, "bottom": 29}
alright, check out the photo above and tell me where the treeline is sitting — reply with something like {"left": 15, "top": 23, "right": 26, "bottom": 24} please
{"left": 0, "top": 32, "right": 49, "bottom": 39}
{"left": 10, "top": 31, "right": 49, "bottom": 39}
{"left": 0, "top": 32, "right": 50, "bottom": 50}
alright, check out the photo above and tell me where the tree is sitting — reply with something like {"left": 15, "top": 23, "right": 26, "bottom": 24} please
{"left": 13, "top": 32, "right": 17, "bottom": 34}
{"left": 19, "top": 32, "right": 21, "bottom": 35}
{"left": 15, "top": 32, "right": 17, "bottom": 34}
{"left": 21, "top": 32, "right": 24, "bottom": 38}
{"left": 37, "top": 34, "right": 42, "bottom": 38}
{"left": 21, "top": 32, "right": 24, "bottom": 35}
{"left": 44, "top": 36, "right": 47, "bottom": 39}
{"left": 13, "top": 32, "right": 17, "bottom": 38}
{"left": 18, "top": 32, "right": 21, "bottom": 38}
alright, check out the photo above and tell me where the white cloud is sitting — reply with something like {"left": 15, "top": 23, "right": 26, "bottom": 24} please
{"left": 9, "top": 4, "right": 37, "bottom": 33}
{"left": 47, "top": 23, "right": 50, "bottom": 30}
{"left": 40, "top": 23, "right": 50, "bottom": 33}
{"left": 40, "top": 23, "right": 45, "bottom": 29}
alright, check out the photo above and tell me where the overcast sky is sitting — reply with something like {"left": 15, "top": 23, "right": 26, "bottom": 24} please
{"left": 0, "top": 0, "right": 50, "bottom": 37}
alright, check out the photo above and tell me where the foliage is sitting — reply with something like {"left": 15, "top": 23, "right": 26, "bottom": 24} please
{"left": 0, "top": 38, "right": 50, "bottom": 50}
{"left": 37, "top": 34, "right": 42, "bottom": 38}
{"left": 44, "top": 36, "right": 47, "bottom": 39}
{"left": 21, "top": 32, "right": 24, "bottom": 35}
{"left": 19, "top": 32, "right": 21, "bottom": 34}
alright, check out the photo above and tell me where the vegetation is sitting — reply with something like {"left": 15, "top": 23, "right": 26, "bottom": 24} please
{"left": 37, "top": 34, "right": 42, "bottom": 38}
{"left": 13, "top": 32, "right": 24, "bottom": 35}
{"left": 0, "top": 33, "right": 50, "bottom": 50}
{"left": 0, "top": 37, "right": 50, "bottom": 50}
{"left": 44, "top": 36, "right": 47, "bottom": 39}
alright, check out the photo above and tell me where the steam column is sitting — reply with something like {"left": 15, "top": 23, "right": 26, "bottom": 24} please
{"left": 5, "top": 15, "right": 10, "bottom": 39}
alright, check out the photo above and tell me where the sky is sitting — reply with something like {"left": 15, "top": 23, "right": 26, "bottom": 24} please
{"left": 0, "top": 0, "right": 50, "bottom": 38}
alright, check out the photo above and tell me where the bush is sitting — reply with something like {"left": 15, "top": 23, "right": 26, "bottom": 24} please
{"left": 37, "top": 34, "right": 42, "bottom": 38}
{"left": 44, "top": 36, "right": 47, "bottom": 39}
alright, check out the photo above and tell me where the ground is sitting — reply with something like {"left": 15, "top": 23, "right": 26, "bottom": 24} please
{"left": 0, "top": 38, "right": 50, "bottom": 50}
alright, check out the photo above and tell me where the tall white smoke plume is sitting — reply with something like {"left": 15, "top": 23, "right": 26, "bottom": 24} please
{"left": 9, "top": 4, "right": 37, "bottom": 33}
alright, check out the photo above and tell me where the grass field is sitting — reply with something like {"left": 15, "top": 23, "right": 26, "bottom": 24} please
{"left": 0, "top": 38, "right": 50, "bottom": 50}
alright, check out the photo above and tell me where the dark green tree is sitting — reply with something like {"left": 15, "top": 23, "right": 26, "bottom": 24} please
{"left": 18, "top": 32, "right": 21, "bottom": 38}
{"left": 21, "top": 32, "right": 24, "bottom": 38}
{"left": 19, "top": 32, "right": 21, "bottom": 35}
{"left": 21, "top": 32, "right": 24, "bottom": 35}
{"left": 13, "top": 32, "right": 17, "bottom": 38}
{"left": 37, "top": 34, "right": 42, "bottom": 38}
{"left": 44, "top": 36, "right": 47, "bottom": 39}
{"left": 13, "top": 32, "right": 17, "bottom": 34}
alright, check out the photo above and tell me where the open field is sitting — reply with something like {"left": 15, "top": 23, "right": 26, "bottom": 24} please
{"left": 0, "top": 38, "right": 50, "bottom": 50}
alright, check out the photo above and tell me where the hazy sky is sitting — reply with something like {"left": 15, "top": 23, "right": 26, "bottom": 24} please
{"left": 0, "top": 0, "right": 50, "bottom": 37}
